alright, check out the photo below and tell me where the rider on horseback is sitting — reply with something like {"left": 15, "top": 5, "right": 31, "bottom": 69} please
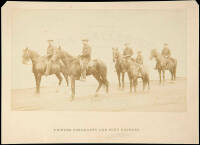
{"left": 123, "top": 43, "right": 133, "bottom": 63}
{"left": 155, "top": 43, "right": 171, "bottom": 70}
{"left": 45, "top": 40, "right": 56, "bottom": 76}
{"left": 79, "top": 39, "right": 92, "bottom": 81}
{"left": 136, "top": 51, "right": 143, "bottom": 65}
{"left": 136, "top": 51, "right": 144, "bottom": 78}
{"left": 162, "top": 43, "right": 171, "bottom": 58}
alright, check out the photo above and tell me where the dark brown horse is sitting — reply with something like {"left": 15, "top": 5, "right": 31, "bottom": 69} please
{"left": 112, "top": 48, "right": 128, "bottom": 89}
{"left": 22, "top": 47, "right": 69, "bottom": 93}
{"left": 127, "top": 59, "right": 150, "bottom": 93}
{"left": 55, "top": 47, "right": 109, "bottom": 101}
{"left": 150, "top": 49, "right": 177, "bottom": 84}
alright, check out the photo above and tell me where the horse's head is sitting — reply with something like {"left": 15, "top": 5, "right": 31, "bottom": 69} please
{"left": 112, "top": 47, "right": 120, "bottom": 63}
{"left": 150, "top": 49, "right": 157, "bottom": 60}
{"left": 22, "top": 47, "right": 30, "bottom": 64}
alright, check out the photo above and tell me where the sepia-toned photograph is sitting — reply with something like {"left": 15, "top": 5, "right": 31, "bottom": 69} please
{"left": 11, "top": 4, "right": 187, "bottom": 112}
{"left": 2, "top": 1, "right": 199, "bottom": 144}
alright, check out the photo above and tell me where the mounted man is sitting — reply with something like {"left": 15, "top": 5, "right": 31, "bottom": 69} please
{"left": 136, "top": 51, "right": 144, "bottom": 78}
{"left": 155, "top": 43, "right": 171, "bottom": 70}
{"left": 136, "top": 51, "right": 143, "bottom": 65}
{"left": 79, "top": 39, "right": 92, "bottom": 81}
{"left": 123, "top": 43, "right": 133, "bottom": 63}
{"left": 45, "top": 40, "right": 56, "bottom": 76}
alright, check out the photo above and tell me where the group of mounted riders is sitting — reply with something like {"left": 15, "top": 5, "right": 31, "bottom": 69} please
{"left": 22, "top": 38, "right": 175, "bottom": 100}
{"left": 45, "top": 38, "right": 172, "bottom": 81}
{"left": 45, "top": 39, "right": 92, "bottom": 81}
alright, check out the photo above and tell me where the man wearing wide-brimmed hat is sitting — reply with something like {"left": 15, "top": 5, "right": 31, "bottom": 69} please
{"left": 123, "top": 43, "right": 133, "bottom": 58}
{"left": 45, "top": 39, "right": 56, "bottom": 76}
{"left": 136, "top": 50, "right": 143, "bottom": 65}
{"left": 79, "top": 39, "right": 92, "bottom": 81}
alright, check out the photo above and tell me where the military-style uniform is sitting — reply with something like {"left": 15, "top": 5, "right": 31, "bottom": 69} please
{"left": 81, "top": 44, "right": 92, "bottom": 61}
{"left": 136, "top": 53, "right": 143, "bottom": 65}
{"left": 123, "top": 47, "right": 133, "bottom": 57}
{"left": 47, "top": 44, "right": 55, "bottom": 59}
{"left": 45, "top": 41, "right": 55, "bottom": 76}
{"left": 161, "top": 47, "right": 171, "bottom": 58}
{"left": 80, "top": 42, "right": 92, "bottom": 80}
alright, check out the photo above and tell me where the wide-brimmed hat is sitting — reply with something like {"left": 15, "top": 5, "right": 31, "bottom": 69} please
{"left": 82, "top": 39, "right": 89, "bottom": 42}
{"left": 48, "top": 40, "right": 54, "bottom": 42}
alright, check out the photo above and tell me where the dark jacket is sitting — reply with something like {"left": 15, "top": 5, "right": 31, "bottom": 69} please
{"left": 82, "top": 44, "right": 92, "bottom": 60}
{"left": 161, "top": 47, "right": 171, "bottom": 57}
{"left": 123, "top": 47, "right": 133, "bottom": 57}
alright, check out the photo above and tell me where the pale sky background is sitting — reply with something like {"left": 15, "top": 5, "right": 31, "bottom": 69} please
{"left": 12, "top": 9, "right": 187, "bottom": 89}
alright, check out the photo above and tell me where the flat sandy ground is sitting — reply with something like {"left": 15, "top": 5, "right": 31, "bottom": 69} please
{"left": 11, "top": 78, "right": 186, "bottom": 112}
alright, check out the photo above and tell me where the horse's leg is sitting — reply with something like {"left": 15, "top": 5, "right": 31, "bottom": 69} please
{"left": 134, "top": 78, "right": 138, "bottom": 93}
{"left": 170, "top": 70, "right": 173, "bottom": 81}
{"left": 147, "top": 76, "right": 150, "bottom": 90}
{"left": 101, "top": 75, "right": 109, "bottom": 94}
{"left": 70, "top": 76, "right": 75, "bottom": 101}
{"left": 33, "top": 73, "right": 38, "bottom": 93}
{"left": 64, "top": 74, "right": 69, "bottom": 87}
{"left": 55, "top": 73, "right": 63, "bottom": 93}
{"left": 96, "top": 81, "right": 103, "bottom": 94}
{"left": 129, "top": 78, "right": 133, "bottom": 93}
{"left": 174, "top": 67, "right": 177, "bottom": 81}
{"left": 117, "top": 71, "right": 121, "bottom": 88}
{"left": 36, "top": 74, "right": 42, "bottom": 94}
{"left": 127, "top": 73, "right": 132, "bottom": 93}
{"left": 122, "top": 72, "right": 125, "bottom": 89}
{"left": 142, "top": 78, "right": 147, "bottom": 91}
{"left": 158, "top": 70, "right": 161, "bottom": 84}
{"left": 61, "top": 71, "right": 69, "bottom": 87}
{"left": 92, "top": 74, "right": 102, "bottom": 96}
{"left": 162, "top": 70, "right": 165, "bottom": 84}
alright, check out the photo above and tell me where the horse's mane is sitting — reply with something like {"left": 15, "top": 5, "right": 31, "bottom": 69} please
{"left": 28, "top": 49, "right": 40, "bottom": 58}
{"left": 60, "top": 49, "right": 78, "bottom": 65}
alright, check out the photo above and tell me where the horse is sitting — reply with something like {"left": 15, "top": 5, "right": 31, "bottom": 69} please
{"left": 150, "top": 49, "right": 177, "bottom": 84}
{"left": 22, "top": 47, "right": 69, "bottom": 94}
{"left": 127, "top": 59, "right": 150, "bottom": 93}
{"left": 55, "top": 46, "right": 109, "bottom": 101}
{"left": 112, "top": 48, "right": 129, "bottom": 89}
